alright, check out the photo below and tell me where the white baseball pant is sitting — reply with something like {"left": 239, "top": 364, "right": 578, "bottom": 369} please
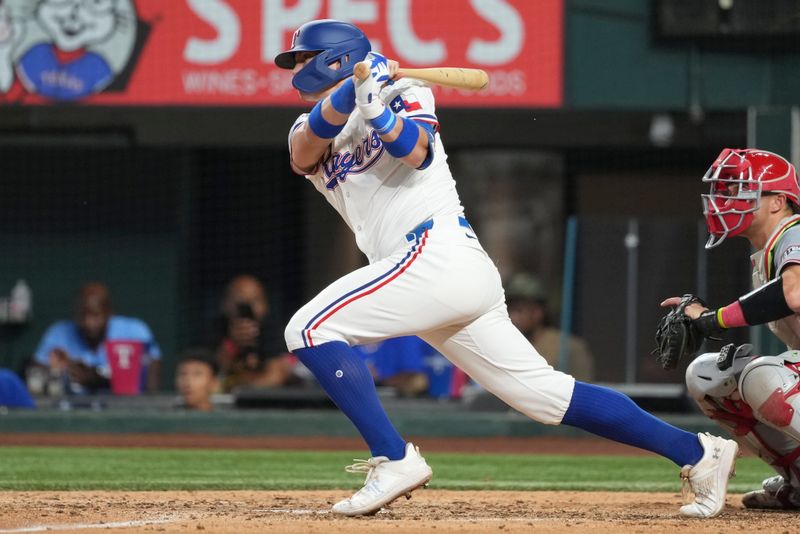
{"left": 285, "top": 215, "right": 575, "bottom": 424}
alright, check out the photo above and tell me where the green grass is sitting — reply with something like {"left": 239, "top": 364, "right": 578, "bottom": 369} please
{"left": 0, "top": 447, "right": 775, "bottom": 493}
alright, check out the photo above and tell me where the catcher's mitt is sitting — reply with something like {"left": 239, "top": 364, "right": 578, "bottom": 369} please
{"left": 654, "top": 294, "right": 707, "bottom": 370}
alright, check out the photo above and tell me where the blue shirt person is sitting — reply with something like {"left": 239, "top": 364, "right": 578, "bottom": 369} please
{"left": 33, "top": 283, "right": 161, "bottom": 395}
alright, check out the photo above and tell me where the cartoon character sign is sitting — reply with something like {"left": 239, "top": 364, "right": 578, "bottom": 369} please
{"left": 0, "top": 0, "right": 138, "bottom": 101}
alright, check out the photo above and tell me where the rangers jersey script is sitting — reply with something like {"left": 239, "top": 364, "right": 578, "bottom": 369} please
{"left": 289, "top": 79, "right": 464, "bottom": 263}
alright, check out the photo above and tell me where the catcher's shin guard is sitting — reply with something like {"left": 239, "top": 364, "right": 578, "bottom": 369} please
{"left": 739, "top": 353, "right": 800, "bottom": 441}
{"left": 687, "top": 349, "right": 800, "bottom": 485}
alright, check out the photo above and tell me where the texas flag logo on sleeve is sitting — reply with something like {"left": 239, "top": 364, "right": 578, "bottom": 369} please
{"left": 389, "top": 94, "right": 422, "bottom": 113}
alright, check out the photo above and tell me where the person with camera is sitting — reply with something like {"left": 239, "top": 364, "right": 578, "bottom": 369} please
{"left": 210, "top": 275, "right": 294, "bottom": 392}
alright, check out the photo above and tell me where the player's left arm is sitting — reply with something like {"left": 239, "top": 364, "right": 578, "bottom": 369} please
{"left": 661, "top": 237, "right": 800, "bottom": 336}
{"left": 355, "top": 53, "right": 434, "bottom": 170}
{"left": 779, "top": 263, "right": 800, "bottom": 312}
{"left": 377, "top": 116, "right": 431, "bottom": 169}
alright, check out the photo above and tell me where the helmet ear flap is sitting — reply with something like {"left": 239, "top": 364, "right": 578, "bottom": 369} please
{"left": 291, "top": 51, "right": 338, "bottom": 93}
{"left": 339, "top": 52, "right": 358, "bottom": 72}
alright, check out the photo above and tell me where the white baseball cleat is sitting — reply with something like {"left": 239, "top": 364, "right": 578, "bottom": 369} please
{"left": 679, "top": 432, "right": 739, "bottom": 518}
{"left": 742, "top": 475, "right": 800, "bottom": 510}
{"left": 332, "top": 442, "right": 433, "bottom": 516}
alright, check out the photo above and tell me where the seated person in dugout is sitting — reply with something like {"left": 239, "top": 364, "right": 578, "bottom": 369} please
{"left": 209, "top": 275, "right": 296, "bottom": 392}
{"left": 506, "top": 273, "right": 594, "bottom": 381}
{"left": 353, "top": 337, "right": 468, "bottom": 400}
{"left": 30, "top": 282, "right": 161, "bottom": 395}
{"left": 175, "top": 348, "right": 219, "bottom": 411}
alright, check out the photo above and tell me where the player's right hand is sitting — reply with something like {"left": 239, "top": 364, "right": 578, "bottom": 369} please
{"left": 355, "top": 57, "right": 386, "bottom": 120}
{"left": 365, "top": 52, "right": 391, "bottom": 83}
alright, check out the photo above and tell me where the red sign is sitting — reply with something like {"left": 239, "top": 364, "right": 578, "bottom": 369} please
{"left": 0, "top": 0, "right": 562, "bottom": 107}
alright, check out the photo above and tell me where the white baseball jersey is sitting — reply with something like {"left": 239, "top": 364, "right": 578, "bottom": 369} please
{"left": 751, "top": 214, "right": 800, "bottom": 348}
{"left": 285, "top": 77, "right": 575, "bottom": 425}
{"left": 289, "top": 79, "right": 464, "bottom": 264}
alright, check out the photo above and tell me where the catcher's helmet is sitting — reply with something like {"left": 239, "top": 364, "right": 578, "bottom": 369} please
{"left": 274, "top": 19, "right": 371, "bottom": 94}
{"left": 702, "top": 148, "right": 800, "bottom": 248}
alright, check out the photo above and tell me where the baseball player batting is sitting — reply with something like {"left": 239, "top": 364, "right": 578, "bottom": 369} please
{"left": 275, "top": 19, "right": 737, "bottom": 518}
{"left": 658, "top": 148, "right": 800, "bottom": 510}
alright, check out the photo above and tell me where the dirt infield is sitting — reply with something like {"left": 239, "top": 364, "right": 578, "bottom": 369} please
{"left": 0, "top": 490, "right": 792, "bottom": 533}
{"left": 0, "top": 435, "right": 772, "bottom": 532}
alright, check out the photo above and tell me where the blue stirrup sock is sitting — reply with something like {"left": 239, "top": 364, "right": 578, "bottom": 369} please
{"left": 562, "top": 381, "right": 704, "bottom": 467}
{"left": 293, "top": 341, "right": 407, "bottom": 460}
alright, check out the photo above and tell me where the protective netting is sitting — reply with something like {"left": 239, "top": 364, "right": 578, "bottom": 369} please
{"left": 0, "top": 144, "right": 304, "bottom": 389}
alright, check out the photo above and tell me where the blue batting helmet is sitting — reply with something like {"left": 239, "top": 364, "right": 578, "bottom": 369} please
{"left": 274, "top": 19, "right": 371, "bottom": 94}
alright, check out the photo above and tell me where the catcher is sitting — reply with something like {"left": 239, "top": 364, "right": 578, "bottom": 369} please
{"left": 657, "top": 148, "right": 800, "bottom": 510}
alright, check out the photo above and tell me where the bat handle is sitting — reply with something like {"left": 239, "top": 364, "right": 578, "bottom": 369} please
{"left": 353, "top": 61, "right": 370, "bottom": 81}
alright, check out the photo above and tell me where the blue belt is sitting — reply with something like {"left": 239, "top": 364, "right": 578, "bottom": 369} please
{"left": 406, "top": 216, "right": 471, "bottom": 241}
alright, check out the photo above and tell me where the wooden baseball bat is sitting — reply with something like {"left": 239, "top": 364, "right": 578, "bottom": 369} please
{"left": 353, "top": 62, "right": 489, "bottom": 91}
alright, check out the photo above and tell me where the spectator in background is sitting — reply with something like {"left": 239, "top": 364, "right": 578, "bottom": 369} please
{"left": 210, "top": 275, "right": 295, "bottom": 391}
{"left": 352, "top": 336, "right": 430, "bottom": 397}
{"left": 30, "top": 282, "right": 161, "bottom": 395}
{"left": 506, "top": 273, "right": 595, "bottom": 381}
{"left": 175, "top": 348, "right": 219, "bottom": 411}
{"left": 352, "top": 337, "right": 472, "bottom": 400}
{"left": 0, "top": 369, "right": 34, "bottom": 408}
{"left": 422, "top": 349, "right": 461, "bottom": 400}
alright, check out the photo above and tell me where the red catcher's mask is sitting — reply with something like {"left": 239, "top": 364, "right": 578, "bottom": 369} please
{"left": 702, "top": 148, "right": 800, "bottom": 248}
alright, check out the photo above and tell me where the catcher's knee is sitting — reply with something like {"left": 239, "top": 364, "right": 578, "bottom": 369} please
{"left": 685, "top": 352, "right": 736, "bottom": 402}
{"left": 740, "top": 356, "right": 800, "bottom": 428}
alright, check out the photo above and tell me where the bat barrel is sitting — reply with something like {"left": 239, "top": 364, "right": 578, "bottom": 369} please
{"left": 352, "top": 62, "right": 489, "bottom": 91}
